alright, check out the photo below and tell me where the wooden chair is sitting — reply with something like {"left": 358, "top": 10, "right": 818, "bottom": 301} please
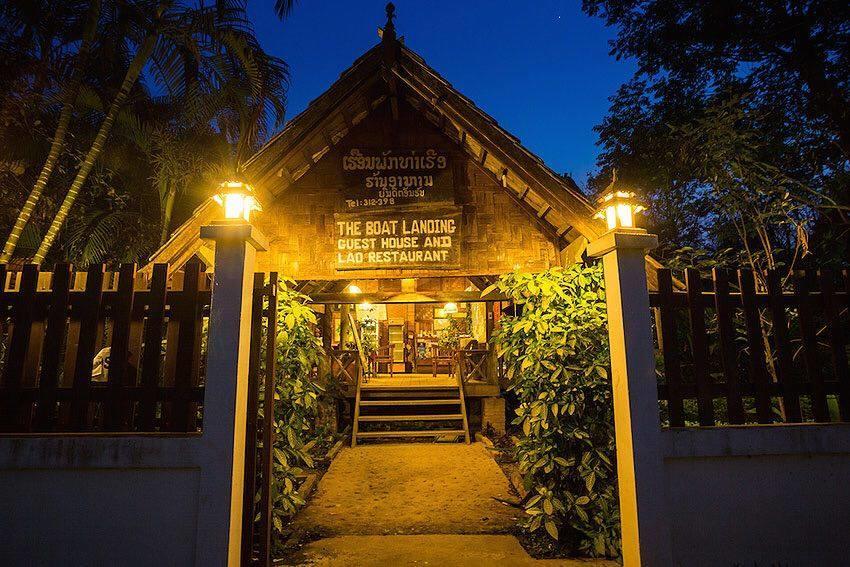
{"left": 431, "top": 345, "right": 455, "bottom": 378}
{"left": 371, "top": 344, "right": 395, "bottom": 377}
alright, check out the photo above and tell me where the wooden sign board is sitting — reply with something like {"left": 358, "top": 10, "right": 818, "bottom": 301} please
{"left": 340, "top": 148, "right": 454, "bottom": 210}
{"left": 335, "top": 209, "right": 462, "bottom": 270}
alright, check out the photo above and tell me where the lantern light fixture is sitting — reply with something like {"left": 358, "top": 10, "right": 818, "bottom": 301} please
{"left": 347, "top": 284, "right": 363, "bottom": 295}
{"left": 594, "top": 189, "right": 645, "bottom": 231}
{"left": 443, "top": 302, "right": 458, "bottom": 314}
{"left": 213, "top": 180, "right": 261, "bottom": 222}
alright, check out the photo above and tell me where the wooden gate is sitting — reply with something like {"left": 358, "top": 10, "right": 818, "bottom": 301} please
{"left": 241, "top": 272, "right": 278, "bottom": 566}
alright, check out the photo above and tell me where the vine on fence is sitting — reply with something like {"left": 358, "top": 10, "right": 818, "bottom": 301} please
{"left": 488, "top": 264, "right": 619, "bottom": 557}
{"left": 260, "top": 279, "right": 326, "bottom": 540}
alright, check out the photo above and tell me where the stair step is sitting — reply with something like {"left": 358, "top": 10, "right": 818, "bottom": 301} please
{"left": 360, "top": 384, "right": 458, "bottom": 391}
{"left": 359, "top": 399, "right": 462, "bottom": 406}
{"left": 358, "top": 414, "right": 464, "bottom": 422}
{"left": 355, "top": 429, "right": 467, "bottom": 439}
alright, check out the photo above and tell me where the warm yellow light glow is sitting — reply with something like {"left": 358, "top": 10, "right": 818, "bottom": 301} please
{"left": 360, "top": 301, "right": 373, "bottom": 310}
{"left": 443, "top": 302, "right": 458, "bottom": 314}
{"left": 347, "top": 284, "right": 363, "bottom": 294}
{"left": 594, "top": 190, "right": 644, "bottom": 230}
{"left": 213, "top": 180, "right": 261, "bottom": 221}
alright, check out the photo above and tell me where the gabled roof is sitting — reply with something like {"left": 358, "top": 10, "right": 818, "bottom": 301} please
{"left": 146, "top": 8, "right": 662, "bottom": 284}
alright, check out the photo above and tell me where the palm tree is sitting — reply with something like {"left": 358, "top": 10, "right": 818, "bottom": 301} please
{"left": 0, "top": 0, "right": 101, "bottom": 263}
{"left": 32, "top": 0, "right": 290, "bottom": 263}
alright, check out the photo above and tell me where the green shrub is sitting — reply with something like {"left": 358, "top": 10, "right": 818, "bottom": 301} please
{"left": 262, "top": 279, "right": 325, "bottom": 540}
{"left": 488, "top": 264, "right": 620, "bottom": 557}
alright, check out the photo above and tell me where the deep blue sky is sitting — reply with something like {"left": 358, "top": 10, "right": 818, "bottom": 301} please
{"left": 246, "top": 0, "right": 636, "bottom": 188}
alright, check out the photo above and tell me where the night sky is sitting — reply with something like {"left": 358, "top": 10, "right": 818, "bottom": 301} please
{"left": 246, "top": 0, "right": 636, "bottom": 189}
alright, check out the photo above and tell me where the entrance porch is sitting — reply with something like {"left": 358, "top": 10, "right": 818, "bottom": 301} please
{"left": 315, "top": 281, "right": 507, "bottom": 444}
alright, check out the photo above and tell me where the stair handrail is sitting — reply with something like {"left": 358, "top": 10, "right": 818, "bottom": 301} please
{"left": 454, "top": 358, "right": 472, "bottom": 444}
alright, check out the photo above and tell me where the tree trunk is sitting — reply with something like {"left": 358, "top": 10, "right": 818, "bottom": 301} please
{"left": 33, "top": 34, "right": 158, "bottom": 264}
{"left": 159, "top": 185, "right": 177, "bottom": 246}
{"left": 0, "top": 0, "right": 101, "bottom": 263}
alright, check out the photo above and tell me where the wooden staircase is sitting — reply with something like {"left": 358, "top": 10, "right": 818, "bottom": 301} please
{"left": 346, "top": 311, "right": 471, "bottom": 447}
{"left": 351, "top": 380, "right": 471, "bottom": 446}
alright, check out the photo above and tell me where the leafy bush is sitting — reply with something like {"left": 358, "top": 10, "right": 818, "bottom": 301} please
{"left": 488, "top": 264, "right": 619, "bottom": 557}
{"left": 438, "top": 315, "right": 471, "bottom": 349}
{"left": 359, "top": 316, "right": 378, "bottom": 356}
{"left": 261, "top": 279, "right": 325, "bottom": 539}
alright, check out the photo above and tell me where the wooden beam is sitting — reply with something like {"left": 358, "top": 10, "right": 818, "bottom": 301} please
{"left": 309, "top": 290, "right": 508, "bottom": 304}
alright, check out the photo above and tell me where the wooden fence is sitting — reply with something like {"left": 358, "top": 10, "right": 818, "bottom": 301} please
{"left": 0, "top": 262, "right": 216, "bottom": 433}
{"left": 651, "top": 268, "right": 850, "bottom": 427}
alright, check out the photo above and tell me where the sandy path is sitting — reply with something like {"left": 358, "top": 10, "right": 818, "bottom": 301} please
{"left": 292, "top": 442, "right": 519, "bottom": 537}
{"left": 290, "top": 535, "right": 615, "bottom": 566}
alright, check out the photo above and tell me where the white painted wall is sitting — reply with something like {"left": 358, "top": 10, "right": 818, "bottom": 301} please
{"left": 663, "top": 424, "right": 850, "bottom": 567}
{"left": 0, "top": 435, "right": 204, "bottom": 566}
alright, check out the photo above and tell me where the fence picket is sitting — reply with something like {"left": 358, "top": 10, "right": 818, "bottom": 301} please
{"left": 169, "top": 262, "right": 202, "bottom": 432}
{"left": 138, "top": 264, "right": 168, "bottom": 430}
{"left": 71, "top": 264, "right": 105, "bottom": 430}
{"left": 105, "top": 263, "right": 137, "bottom": 431}
{"left": 819, "top": 270, "right": 850, "bottom": 421}
{"left": 259, "top": 272, "right": 278, "bottom": 566}
{"left": 35, "top": 264, "right": 73, "bottom": 430}
{"left": 712, "top": 269, "right": 745, "bottom": 424}
{"left": 685, "top": 269, "right": 714, "bottom": 425}
{"left": 738, "top": 270, "right": 773, "bottom": 423}
{"left": 3, "top": 264, "right": 39, "bottom": 431}
{"left": 766, "top": 270, "right": 801, "bottom": 422}
{"left": 794, "top": 270, "right": 829, "bottom": 421}
{"left": 657, "top": 269, "right": 684, "bottom": 426}
{"left": 242, "top": 273, "right": 265, "bottom": 563}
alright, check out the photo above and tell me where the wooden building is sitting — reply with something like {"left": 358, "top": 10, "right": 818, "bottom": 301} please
{"left": 147, "top": 5, "right": 660, "bottom": 442}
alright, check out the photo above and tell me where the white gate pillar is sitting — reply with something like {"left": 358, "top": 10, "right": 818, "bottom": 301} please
{"left": 588, "top": 230, "right": 672, "bottom": 567}
{"left": 196, "top": 221, "right": 268, "bottom": 566}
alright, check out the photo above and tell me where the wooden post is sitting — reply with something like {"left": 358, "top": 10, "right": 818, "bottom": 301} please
{"left": 485, "top": 301, "right": 498, "bottom": 385}
{"left": 318, "top": 306, "right": 338, "bottom": 434}
{"left": 588, "top": 229, "right": 673, "bottom": 567}
{"left": 197, "top": 220, "right": 268, "bottom": 567}
{"left": 339, "top": 303, "right": 353, "bottom": 347}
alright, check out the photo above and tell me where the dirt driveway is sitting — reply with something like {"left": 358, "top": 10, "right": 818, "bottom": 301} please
{"left": 292, "top": 442, "right": 519, "bottom": 537}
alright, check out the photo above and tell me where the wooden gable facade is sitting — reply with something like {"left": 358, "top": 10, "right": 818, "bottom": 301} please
{"left": 146, "top": 16, "right": 659, "bottom": 284}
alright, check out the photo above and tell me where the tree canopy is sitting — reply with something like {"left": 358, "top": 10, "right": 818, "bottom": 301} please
{"left": 584, "top": 0, "right": 850, "bottom": 269}
{"left": 0, "top": 0, "right": 291, "bottom": 265}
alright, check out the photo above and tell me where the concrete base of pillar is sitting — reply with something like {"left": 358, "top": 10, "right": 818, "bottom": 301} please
{"left": 481, "top": 397, "right": 506, "bottom": 435}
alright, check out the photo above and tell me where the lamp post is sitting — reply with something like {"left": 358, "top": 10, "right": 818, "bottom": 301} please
{"left": 587, "top": 188, "right": 672, "bottom": 566}
{"left": 212, "top": 180, "right": 262, "bottom": 222}
{"left": 593, "top": 189, "right": 645, "bottom": 232}
{"left": 196, "top": 179, "right": 268, "bottom": 566}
